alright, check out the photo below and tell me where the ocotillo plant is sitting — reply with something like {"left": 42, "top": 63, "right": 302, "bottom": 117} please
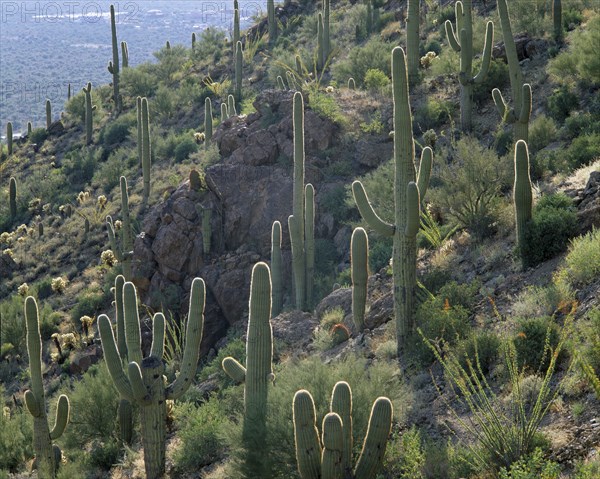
{"left": 351, "top": 227, "right": 369, "bottom": 331}
{"left": 24, "top": 297, "right": 70, "bottom": 479}
{"left": 6, "top": 121, "right": 12, "bottom": 156}
{"left": 406, "top": 0, "right": 420, "bottom": 84}
{"left": 445, "top": 0, "right": 494, "bottom": 131}
{"left": 222, "top": 262, "right": 274, "bottom": 477}
{"left": 45, "top": 100, "right": 52, "bottom": 130}
{"left": 288, "top": 92, "right": 316, "bottom": 311}
{"left": 513, "top": 140, "right": 532, "bottom": 268}
{"left": 9, "top": 177, "right": 17, "bottom": 219}
{"left": 121, "top": 41, "right": 129, "bottom": 68}
{"left": 268, "top": 0, "right": 277, "bottom": 44}
{"left": 107, "top": 4, "right": 121, "bottom": 112}
{"left": 205, "top": 97, "right": 213, "bottom": 147}
{"left": 235, "top": 40, "right": 243, "bottom": 104}
{"left": 83, "top": 82, "right": 94, "bottom": 145}
{"left": 293, "top": 382, "right": 393, "bottom": 479}
{"left": 141, "top": 97, "right": 151, "bottom": 200}
{"left": 352, "top": 47, "right": 432, "bottom": 357}
{"left": 271, "top": 220, "right": 283, "bottom": 316}
{"left": 492, "top": 0, "right": 532, "bottom": 143}
{"left": 106, "top": 176, "right": 134, "bottom": 280}
{"left": 112, "top": 275, "right": 133, "bottom": 444}
{"left": 98, "top": 278, "right": 205, "bottom": 479}
{"left": 136, "top": 96, "right": 142, "bottom": 166}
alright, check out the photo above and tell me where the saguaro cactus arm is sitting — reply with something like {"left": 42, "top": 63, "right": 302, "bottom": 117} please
{"left": 49, "top": 395, "right": 70, "bottom": 440}
{"left": 222, "top": 357, "right": 247, "bottom": 382}
{"left": 293, "top": 390, "right": 322, "bottom": 479}
{"left": 352, "top": 181, "right": 395, "bottom": 237}
{"left": 150, "top": 313, "right": 166, "bottom": 359}
{"left": 351, "top": 228, "right": 369, "bottom": 331}
{"left": 330, "top": 381, "right": 353, "bottom": 474}
{"left": 472, "top": 22, "right": 494, "bottom": 84}
{"left": 353, "top": 397, "right": 393, "bottom": 479}
{"left": 416, "top": 147, "right": 433, "bottom": 202}
{"left": 98, "top": 315, "right": 135, "bottom": 401}
{"left": 321, "top": 413, "right": 344, "bottom": 479}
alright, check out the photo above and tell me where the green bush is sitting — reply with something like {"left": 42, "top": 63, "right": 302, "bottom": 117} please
{"left": 528, "top": 115, "right": 557, "bottom": 155}
{"left": 498, "top": 448, "right": 561, "bottom": 479}
{"left": 521, "top": 193, "right": 578, "bottom": 268}
{"left": 174, "top": 136, "right": 199, "bottom": 162}
{"left": 563, "top": 112, "right": 600, "bottom": 140}
{"left": 70, "top": 290, "right": 105, "bottom": 325}
{"left": 413, "top": 98, "right": 453, "bottom": 131}
{"left": 0, "top": 296, "right": 26, "bottom": 353}
{"left": 0, "top": 399, "right": 32, "bottom": 472}
{"left": 65, "top": 90, "right": 86, "bottom": 122}
{"left": 120, "top": 65, "right": 157, "bottom": 98}
{"left": 473, "top": 59, "right": 509, "bottom": 105}
{"left": 62, "top": 147, "right": 99, "bottom": 187}
{"left": 547, "top": 86, "right": 579, "bottom": 123}
{"left": 554, "top": 227, "right": 600, "bottom": 290}
{"left": 513, "top": 317, "right": 561, "bottom": 371}
{"left": 28, "top": 127, "right": 48, "bottom": 145}
{"left": 100, "top": 113, "right": 135, "bottom": 147}
{"left": 191, "top": 27, "right": 227, "bottom": 67}
{"left": 457, "top": 331, "right": 501, "bottom": 376}
{"left": 565, "top": 133, "right": 600, "bottom": 169}
{"left": 369, "top": 236, "right": 393, "bottom": 273}
{"left": 363, "top": 68, "right": 390, "bottom": 92}
{"left": 173, "top": 395, "right": 229, "bottom": 470}
{"left": 383, "top": 426, "right": 425, "bottom": 478}
{"left": 332, "top": 38, "right": 393, "bottom": 87}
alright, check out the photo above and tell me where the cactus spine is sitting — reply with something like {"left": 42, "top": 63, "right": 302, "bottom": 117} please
{"left": 492, "top": 0, "right": 532, "bottom": 143}
{"left": 141, "top": 97, "right": 151, "bottom": 200}
{"left": 7, "top": 121, "right": 13, "bottom": 156}
{"left": 108, "top": 4, "right": 121, "bottom": 112}
{"left": 9, "top": 177, "right": 17, "bottom": 219}
{"left": 46, "top": 100, "right": 52, "bottom": 130}
{"left": 352, "top": 47, "right": 432, "bottom": 356}
{"left": 406, "top": 0, "right": 420, "bottom": 84}
{"left": 351, "top": 227, "right": 369, "bottom": 331}
{"left": 121, "top": 41, "right": 129, "bottom": 68}
{"left": 293, "top": 382, "right": 392, "bottom": 479}
{"left": 205, "top": 97, "right": 213, "bottom": 147}
{"left": 271, "top": 221, "right": 283, "bottom": 316}
{"left": 288, "top": 92, "right": 315, "bottom": 311}
{"left": 513, "top": 140, "right": 532, "bottom": 267}
{"left": 445, "top": 0, "right": 494, "bottom": 131}
{"left": 222, "top": 262, "right": 274, "bottom": 477}
{"left": 99, "top": 279, "right": 205, "bottom": 479}
{"left": 83, "top": 82, "right": 93, "bottom": 145}
{"left": 136, "top": 96, "right": 142, "bottom": 166}
{"left": 235, "top": 40, "right": 243, "bottom": 104}
{"left": 24, "top": 297, "right": 70, "bottom": 479}
{"left": 268, "top": 0, "right": 277, "bottom": 44}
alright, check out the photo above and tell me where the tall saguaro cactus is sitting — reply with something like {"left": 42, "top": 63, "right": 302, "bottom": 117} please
{"left": 352, "top": 47, "right": 432, "bottom": 356}
{"left": 24, "top": 297, "right": 70, "bottom": 479}
{"left": 141, "top": 97, "right": 151, "bottom": 200}
{"left": 83, "top": 82, "right": 94, "bottom": 145}
{"left": 271, "top": 221, "right": 283, "bottom": 316}
{"left": 406, "top": 0, "right": 420, "bottom": 84}
{"left": 106, "top": 177, "right": 134, "bottom": 280}
{"left": 136, "top": 96, "right": 142, "bottom": 166}
{"left": 107, "top": 4, "right": 121, "bottom": 112}
{"left": 288, "top": 92, "right": 316, "bottom": 311}
{"left": 235, "top": 40, "right": 243, "bottom": 104}
{"left": 445, "top": 0, "right": 494, "bottom": 131}
{"left": 99, "top": 279, "right": 205, "bottom": 479}
{"left": 6, "top": 121, "right": 13, "bottom": 156}
{"left": 323, "top": 0, "right": 331, "bottom": 62}
{"left": 552, "top": 0, "right": 563, "bottom": 43}
{"left": 492, "top": 0, "right": 532, "bottom": 143}
{"left": 121, "top": 41, "right": 129, "bottom": 68}
{"left": 351, "top": 227, "right": 369, "bottom": 331}
{"left": 222, "top": 262, "right": 274, "bottom": 478}
{"left": 205, "top": 97, "right": 213, "bottom": 147}
{"left": 317, "top": 12, "right": 325, "bottom": 72}
{"left": 233, "top": 7, "right": 240, "bottom": 52}
{"left": 9, "top": 176, "right": 17, "bottom": 219}
{"left": 513, "top": 140, "right": 532, "bottom": 267}
{"left": 293, "top": 382, "right": 393, "bottom": 479}
{"left": 267, "top": 0, "right": 277, "bottom": 44}
{"left": 45, "top": 100, "right": 52, "bottom": 130}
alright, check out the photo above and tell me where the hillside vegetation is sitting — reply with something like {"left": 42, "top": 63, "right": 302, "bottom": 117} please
{"left": 1, "top": 1, "right": 599, "bottom": 478}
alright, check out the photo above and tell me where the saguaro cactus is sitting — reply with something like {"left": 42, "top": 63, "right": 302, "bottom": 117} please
{"left": 24, "top": 297, "right": 70, "bottom": 479}
{"left": 271, "top": 221, "right": 283, "bottom": 316}
{"left": 9, "top": 176, "right": 17, "bottom": 219}
{"left": 98, "top": 278, "right": 205, "bottom": 479}
{"left": 222, "top": 262, "right": 274, "bottom": 477}
{"left": 107, "top": 4, "right": 121, "bottom": 112}
{"left": 492, "top": 0, "right": 532, "bottom": 143}
{"left": 202, "top": 207, "right": 211, "bottom": 254}
{"left": 351, "top": 227, "right": 369, "bottom": 331}
{"left": 106, "top": 176, "right": 134, "bottom": 280}
{"left": 513, "top": 140, "right": 532, "bottom": 267}
{"left": 136, "top": 96, "right": 142, "bottom": 166}
{"left": 317, "top": 12, "right": 325, "bottom": 71}
{"left": 268, "top": 0, "right": 277, "bottom": 44}
{"left": 205, "top": 97, "right": 213, "bottom": 147}
{"left": 235, "top": 40, "right": 243, "bottom": 104}
{"left": 552, "top": 0, "right": 563, "bottom": 43}
{"left": 352, "top": 47, "right": 432, "bottom": 356}
{"left": 293, "top": 382, "right": 392, "bottom": 479}
{"left": 121, "top": 41, "right": 129, "bottom": 68}
{"left": 323, "top": 0, "right": 331, "bottom": 62}
{"left": 7, "top": 121, "right": 13, "bottom": 156}
{"left": 406, "top": 0, "right": 420, "bottom": 84}
{"left": 83, "top": 82, "right": 94, "bottom": 145}
{"left": 233, "top": 7, "right": 240, "bottom": 52}
{"left": 227, "top": 94, "right": 237, "bottom": 117}
{"left": 445, "top": 0, "right": 494, "bottom": 131}
{"left": 46, "top": 100, "right": 52, "bottom": 130}
{"left": 141, "top": 97, "right": 151, "bottom": 200}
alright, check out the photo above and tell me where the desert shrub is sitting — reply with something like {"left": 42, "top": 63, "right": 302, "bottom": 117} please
{"left": 554, "top": 227, "right": 600, "bottom": 290}
{"left": 528, "top": 115, "right": 557, "bottom": 155}
{"left": 198, "top": 336, "right": 245, "bottom": 387}
{"left": 153, "top": 85, "right": 177, "bottom": 119}
{"left": 473, "top": 59, "right": 509, "bottom": 105}
{"left": 413, "top": 98, "right": 453, "bottom": 131}
{"left": 93, "top": 148, "right": 132, "bottom": 192}
{"left": 573, "top": 456, "right": 600, "bottom": 479}
{"left": 174, "top": 135, "right": 199, "bottom": 162}
{"left": 173, "top": 395, "right": 229, "bottom": 471}
{"left": 191, "top": 27, "right": 227, "bottom": 66}
{"left": 430, "top": 137, "right": 511, "bottom": 240}
{"left": 28, "top": 127, "right": 48, "bottom": 145}
{"left": 65, "top": 90, "right": 86, "bottom": 122}
{"left": 364, "top": 68, "right": 390, "bottom": 92}
{"left": 369, "top": 236, "right": 393, "bottom": 273}
{"left": 509, "top": 0, "right": 552, "bottom": 38}
{"left": 100, "top": 113, "right": 135, "bottom": 147}
{"left": 547, "top": 86, "right": 579, "bottom": 123}
{"left": 457, "top": 331, "right": 501, "bottom": 376}
{"left": 521, "top": 193, "right": 578, "bottom": 268}
{"left": 0, "top": 296, "right": 26, "bottom": 353}
{"left": 563, "top": 112, "right": 600, "bottom": 140}
{"left": 423, "top": 39, "right": 442, "bottom": 56}
{"left": 70, "top": 290, "right": 104, "bottom": 325}
{"left": 577, "top": 308, "right": 600, "bottom": 376}
{"left": 61, "top": 147, "right": 99, "bottom": 186}
{"left": 565, "top": 133, "right": 600, "bottom": 169}
{"left": 308, "top": 91, "right": 346, "bottom": 126}
{"left": 120, "top": 65, "right": 157, "bottom": 98}
{"left": 332, "top": 37, "right": 393, "bottom": 87}
{"left": 0, "top": 387, "right": 33, "bottom": 472}
{"left": 498, "top": 448, "right": 561, "bottom": 479}
{"left": 153, "top": 44, "right": 188, "bottom": 84}
{"left": 383, "top": 426, "right": 425, "bottom": 478}
{"left": 513, "top": 317, "right": 561, "bottom": 371}
{"left": 35, "top": 277, "right": 54, "bottom": 299}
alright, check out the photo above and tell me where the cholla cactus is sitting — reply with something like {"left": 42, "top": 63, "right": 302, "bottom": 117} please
{"left": 97, "top": 195, "right": 107, "bottom": 211}
{"left": 18, "top": 283, "right": 29, "bottom": 297}
{"left": 77, "top": 191, "right": 91, "bottom": 204}
{"left": 51, "top": 277, "right": 68, "bottom": 294}
{"left": 80, "top": 316, "right": 95, "bottom": 345}
{"left": 102, "top": 250, "right": 118, "bottom": 267}
{"left": 420, "top": 51, "right": 437, "bottom": 69}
